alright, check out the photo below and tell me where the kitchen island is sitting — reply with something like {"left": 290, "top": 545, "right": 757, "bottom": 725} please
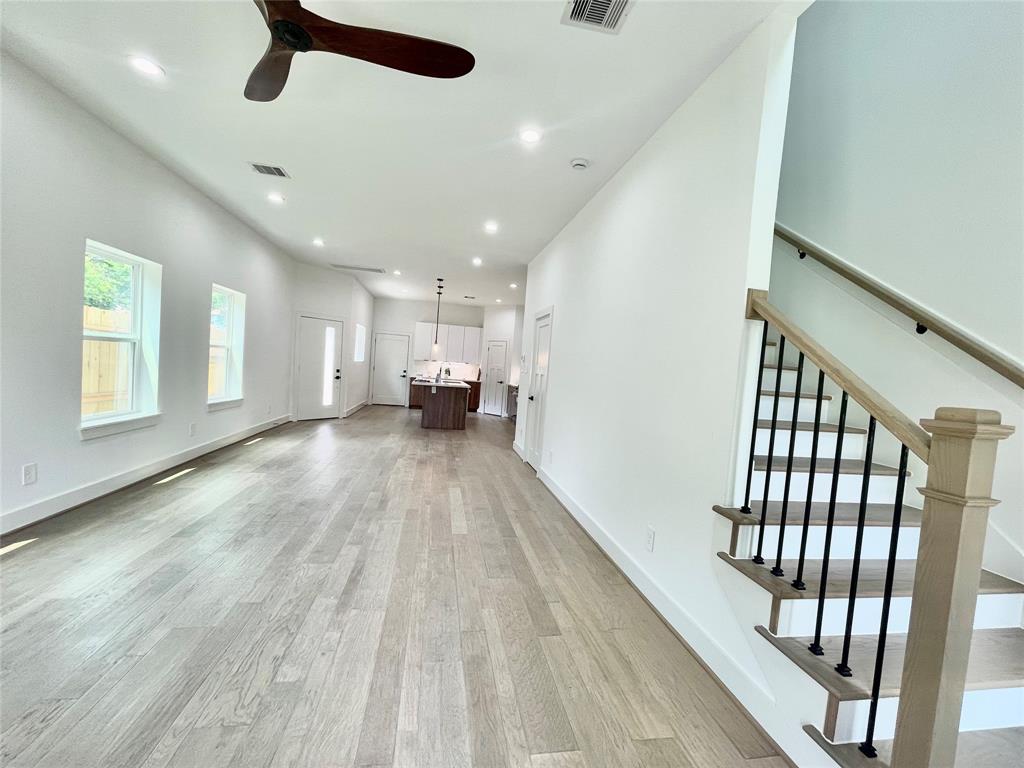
{"left": 412, "top": 378, "right": 470, "bottom": 429}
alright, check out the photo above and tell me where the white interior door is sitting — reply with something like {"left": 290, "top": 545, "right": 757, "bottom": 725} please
{"left": 483, "top": 340, "right": 508, "bottom": 416}
{"left": 525, "top": 312, "right": 552, "bottom": 467}
{"left": 372, "top": 332, "right": 410, "bottom": 406}
{"left": 296, "top": 315, "right": 343, "bottom": 420}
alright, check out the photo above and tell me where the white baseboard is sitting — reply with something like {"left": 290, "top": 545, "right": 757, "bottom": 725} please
{"left": 535, "top": 467, "right": 776, "bottom": 707}
{"left": 512, "top": 441, "right": 527, "bottom": 461}
{"left": 344, "top": 401, "right": 368, "bottom": 418}
{"left": 1, "top": 414, "right": 292, "bottom": 535}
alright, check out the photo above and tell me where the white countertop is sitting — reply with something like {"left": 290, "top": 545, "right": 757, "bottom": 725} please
{"left": 412, "top": 378, "right": 470, "bottom": 390}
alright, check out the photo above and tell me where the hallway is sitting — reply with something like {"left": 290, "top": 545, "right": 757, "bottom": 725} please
{"left": 1, "top": 408, "right": 787, "bottom": 767}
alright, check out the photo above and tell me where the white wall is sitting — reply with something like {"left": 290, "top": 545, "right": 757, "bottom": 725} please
{"left": 292, "top": 263, "right": 375, "bottom": 415}
{"left": 777, "top": 0, "right": 1024, "bottom": 361}
{"left": 512, "top": 7, "right": 817, "bottom": 761}
{"left": 773, "top": 1, "right": 1024, "bottom": 581}
{"left": 0, "top": 54, "right": 297, "bottom": 532}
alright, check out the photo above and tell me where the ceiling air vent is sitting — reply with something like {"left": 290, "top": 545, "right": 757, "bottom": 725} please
{"left": 561, "top": 0, "right": 634, "bottom": 34}
{"left": 250, "top": 162, "right": 290, "bottom": 178}
{"left": 330, "top": 264, "right": 386, "bottom": 274}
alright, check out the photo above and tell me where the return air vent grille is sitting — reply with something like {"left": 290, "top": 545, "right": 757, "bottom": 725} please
{"left": 561, "top": 0, "right": 634, "bottom": 34}
{"left": 250, "top": 162, "right": 290, "bottom": 177}
{"left": 330, "top": 264, "right": 386, "bottom": 274}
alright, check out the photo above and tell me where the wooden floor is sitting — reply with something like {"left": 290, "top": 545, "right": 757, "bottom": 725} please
{"left": 1, "top": 407, "right": 789, "bottom": 768}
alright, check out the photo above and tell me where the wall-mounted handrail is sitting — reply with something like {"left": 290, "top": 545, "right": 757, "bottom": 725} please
{"left": 748, "top": 291, "right": 932, "bottom": 461}
{"left": 774, "top": 223, "right": 1024, "bottom": 390}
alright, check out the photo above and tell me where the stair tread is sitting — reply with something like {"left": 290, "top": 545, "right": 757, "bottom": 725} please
{"left": 753, "top": 455, "right": 906, "bottom": 476}
{"left": 716, "top": 552, "right": 1024, "bottom": 599}
{"left": 759, "top": 390, "right": 833, "bottom": 400}
{"left": 764, "top": 364, "right": 800, "bottom": 372}
{"left": 756, "top": 419, "right": 867, "bottom": 434}
{"left": 803, "top": 724, "right": 1024, "bottom": 768}
{"left": 712, "top": 502, "right": 923, "bottom": 528}
{"left": 756, "top": 626, "right": 1024, "bottom": 701}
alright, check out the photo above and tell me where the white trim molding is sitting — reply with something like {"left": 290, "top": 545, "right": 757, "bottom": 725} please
{"left": 207, "top": 397, "right": 244, "bottom": 413}
{"left": 344, "top": 401, "right": 367, "bottom": 418}
{"left": 79, "top": 412, "right": 162, "bottom": 441}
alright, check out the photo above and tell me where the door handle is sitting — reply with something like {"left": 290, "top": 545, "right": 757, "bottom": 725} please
{"left": 399, "top": 374, "right": 407, "bottom": 378}
{"left": 528, "top": 395, "right": 535, "bottom": 401}
{"left": 334, "top": 375, "right": 341, "bottom": 380}
{"left": 498, "top": 381, "right": 504, "bottom": 385}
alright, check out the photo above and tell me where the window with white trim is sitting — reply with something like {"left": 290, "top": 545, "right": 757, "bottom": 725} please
{"left": 354, "top": 323, "right": 366, "bottom": 363}
{"left": 81, "top": 240, "right": 161, "bottom": 426}
{"left": 208, "top": 284, "right": 246, "bottom": 403}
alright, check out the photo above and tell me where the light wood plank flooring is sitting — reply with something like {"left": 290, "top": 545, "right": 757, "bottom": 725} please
{"left": 1, "top": 407, "right": 788, "bottom": 768}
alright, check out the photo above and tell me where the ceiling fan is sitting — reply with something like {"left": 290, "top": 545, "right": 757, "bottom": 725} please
{"left": 245, "top": 0, "right": 476, "bottom": 102}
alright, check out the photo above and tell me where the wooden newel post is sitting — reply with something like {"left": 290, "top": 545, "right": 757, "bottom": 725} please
{"left": 891, "top": 408, "right": 1014, "bottom": 768}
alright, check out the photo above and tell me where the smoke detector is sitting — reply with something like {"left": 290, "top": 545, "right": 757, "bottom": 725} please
{"left": 570, "top": 157, "right": 591, "bottom": 170}
{"left": 561, "top": 0, "right": 635, "bottom": 35}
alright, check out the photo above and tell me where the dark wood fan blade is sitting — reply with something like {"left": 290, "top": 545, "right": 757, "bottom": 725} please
{"left": 244, "top": 41, "right": 295, "bottom": 101}
{"left": 306, "top": 22, "right": 475, "bottom": 78}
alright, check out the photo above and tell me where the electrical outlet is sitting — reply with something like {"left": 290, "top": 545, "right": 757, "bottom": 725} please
{"left": 188, "top": 423, "right": 197, "bottom": 437}
{"left": 645, "top": 525, "right": 656, "bottom": 553}
{"left": 21, "top": 463, "right": 37, "bottom": 486}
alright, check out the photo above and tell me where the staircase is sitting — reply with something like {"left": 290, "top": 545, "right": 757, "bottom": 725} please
{"left": 717, "top": 292, "right": 1024, "bottom": 767}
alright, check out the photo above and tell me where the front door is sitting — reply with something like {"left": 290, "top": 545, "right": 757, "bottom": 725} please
{"left": 296, "top": 315, "right": 343, "bottom": 420}
{"left": 525, "top": 312, "right": 552, "bottom": 467}
{"left": 372, "top": 332, "right": 410, "bottom": 406}
{"left": 483, "top": 340, "right": 508, "bottom": 416}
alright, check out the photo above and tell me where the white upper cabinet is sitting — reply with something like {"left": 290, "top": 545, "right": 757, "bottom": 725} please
{"left": 412, "top": 322, "right": 482, "bottom": 361}
{"left": 462, "top": 326, "right": 481, "bottom": 365}
{"left": 413, "top": 322, "right": 434, "bottom": 361}
{"left": 447, "top": 325, "right": 465, "bottom": 364}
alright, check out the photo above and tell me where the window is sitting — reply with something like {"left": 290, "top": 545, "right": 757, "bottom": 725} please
{"left": 354, "top": 323, "right": 366, "bottom": 363}
{"left": 208, "top": 284, "right": 246, "bottom": 404}
{"left": 81, "top": 240, "right": 162, "bottom": 432}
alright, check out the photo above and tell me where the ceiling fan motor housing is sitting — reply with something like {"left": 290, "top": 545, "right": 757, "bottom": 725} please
{"left": 271, "top": 19, "right": 313, "bottom": 52}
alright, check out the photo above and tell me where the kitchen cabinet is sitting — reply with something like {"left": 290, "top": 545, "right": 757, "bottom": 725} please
{"left": 447, "top": 325, "right": 465, "bottom": 363}
{"left": 413, "top": 322, "right": 482, "bottom": 362}
{"left": 462, "top": 326, "right": 481, "bottom": 365}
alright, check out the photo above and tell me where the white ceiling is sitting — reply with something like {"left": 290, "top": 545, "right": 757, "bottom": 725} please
{"left": 1, "top": 0, "right": 778, "bottom": 305}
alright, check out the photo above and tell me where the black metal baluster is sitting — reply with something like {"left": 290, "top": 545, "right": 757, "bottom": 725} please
{"left": 772, "top": 352, "right": 805, "bottom": 576}
{"left": 754, "top": 335, "right": 786, "bottom": 564}
{"left": 835, "top": 416, "right": 877, "bottom": 677}
{"left": 859, "top": 444, "right": 910, "bottom": 758}
{"left": 809, "top": 391, "right": 849, "bottom": 656}
{"left": 792, "top": 370, "right": 826, "bottom": 590}
{"left": 741, "top": 322, "right": 770, "bottom": 515}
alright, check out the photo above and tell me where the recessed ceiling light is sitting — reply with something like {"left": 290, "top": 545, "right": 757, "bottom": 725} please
{"left": 519, "top": 128, "right": 542, "bottom": 144}
{"left": 402, "top": 289, "right": 409, "bottom": 294}
{"left": 393, "top": 269, "right": 401, "bottom": 276}
{"left": 472, "top": 257, "right": 483, "bottom": 267}
{"left": 495, "top": 298, "right": 503, "bottom": 303}
{"left": 509, "top": 283, "right": 518, "bottom": 289}
{"left": 267, "top": 192, "right": 285, "bottom": 204}
{"left": 312, "top": 237, "right": 324, "bottom": 247}
{"left": 130, "top": 56, "right": 164, "bottom": 78}
{"left": 484, "top": 220, "right": 499, "bottom": 234}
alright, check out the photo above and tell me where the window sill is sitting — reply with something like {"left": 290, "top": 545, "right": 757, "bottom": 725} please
{"left": 80, "top": 412, "right": 161, "bottom": 441}
{"left": 207, "top": 397, "right": 243, "bottom": 413}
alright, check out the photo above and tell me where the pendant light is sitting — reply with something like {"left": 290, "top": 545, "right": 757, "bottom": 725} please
{"left": 432, "top": 278, "right": 444, "bottom": 360}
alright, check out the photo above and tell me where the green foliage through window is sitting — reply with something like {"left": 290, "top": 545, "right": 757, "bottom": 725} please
{"left": 84, "top": 255, "right": 133, "bottom": 311}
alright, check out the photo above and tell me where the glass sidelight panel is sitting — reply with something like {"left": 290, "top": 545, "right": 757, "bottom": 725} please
{"left": 322, "top": 326, "right": 336, "bottom": 406}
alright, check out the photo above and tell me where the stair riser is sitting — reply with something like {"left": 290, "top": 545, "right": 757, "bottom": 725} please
{"left": 762, "top": 368, "right": 812, "bottom": 391}
{"left": 750, "top": 470, "right": 901, "bottom": 504}
{"left": 758, "top": 395, "right": 832, "bottom": 423}
{"left": 754, "top": 428, "right": 866, "bottom": 460}
{"left": 734, "top": 524, "right": 919, "bottom": 561}
{"left": 775, "top": 593, "right": 1024, "bottom": 638}
{"left": 833, "top": 687, "right": 1024, "bottom": 743}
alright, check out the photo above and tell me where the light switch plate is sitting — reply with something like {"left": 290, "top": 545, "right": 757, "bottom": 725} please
{"left": 21, "top": 463, "right": 38, "bottom": 486}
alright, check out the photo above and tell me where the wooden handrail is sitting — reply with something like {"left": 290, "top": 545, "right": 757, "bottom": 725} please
{"left": 749, "top": 292, "right": 932, "bottom": 461}
{"left": 774, "top": 224, "right": 1024, "bottom": 390}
